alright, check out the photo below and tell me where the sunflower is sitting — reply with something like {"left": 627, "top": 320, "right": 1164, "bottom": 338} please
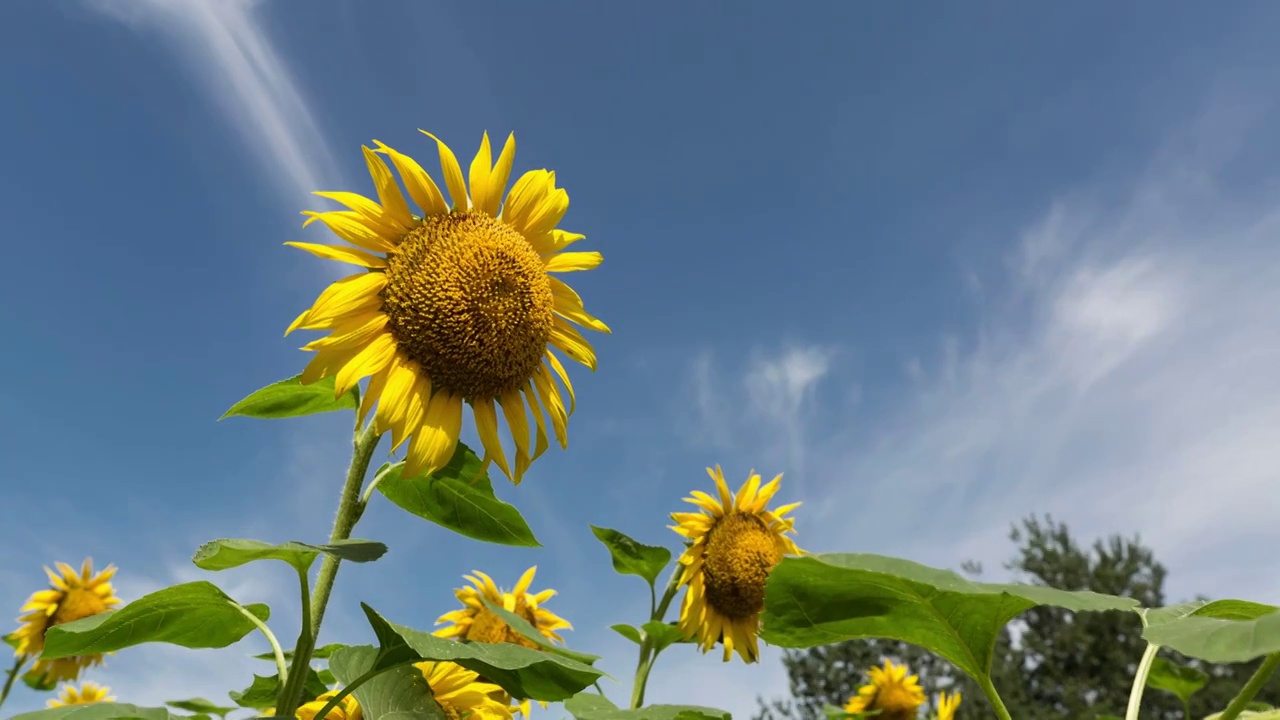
{"left": 434, "top": 566, "right": 571, "bottom": 647}
{"left": 416, "top": 660, "right": 517, "bottom": 720}
{"left": 296, "top": 689, "right": 363, "bottom": 720}
{"left": 12, "top": 559, "right": 121, "bottom": 683}
{"left": 669, "top": 466, "right": 801, "bottom": 663}
{"left": 286, "top": 131, "right": 607, "bottom": 485}
{"left": 46, "top": 681, "right": 114, "bottom": 707}
{"left": 843, "top": 660, "right": 927, "bottom": 720}
{"left": 936, "top": 691, "right": 962, "bottom": 720}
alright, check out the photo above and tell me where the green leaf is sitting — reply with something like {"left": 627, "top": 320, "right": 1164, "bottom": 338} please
{"left": 640, "top": 621, "right": 689, "bottom": 653}
{"left": 1145, "top": 656, "right": 1208, "bottom": 704}
{"left": 760, "top": 553, "right": 1140, "bottom": 683}
{"left": 563, "top": 691, "right": 730, "bottom": 720}
{"left": 1205, "top": 711, "right": 1280, "bottom": 720}
{"left": 228, "top": 670, "right": 328, "bottom": 709}
{"left": 21, "top": 668, "right": 58, "bottom": 691}
{"left": 376, "top": 448, "right": 540, "bottom": 547}
{"left": 165, "top": 698, "right": 237, "bottom": 718}
{"left": 254, "top": 642, "right": 347, "bottom": 662}
{"left": 192, "top": 538, "right": 387, "bottom": 574}
{"left": 3, "top": 632, "right": 19, "bottom": 650}
{"left": 317, "top": 668, "right": 337, "bottom": 685}
{"left": 477, "top": 595, "right": 601, "bottom": 665}
{"left": 12, "top": 704, "right": 196, "bottom": 720}
{"left": 610, "top": 624, "right": 642, "bottom": 644}
{"left": 1143, "top": 599, "right": 1280, "bottom": 663}
{"left": 329, "top": 644, "right": 447, "bottom": 720}
{"left": 43, "top": 582, "right": 269, "bottom": 659}
{"left": 359, "top": 603, "right": 604, "bottom": 701}
{"left": 589, "top": 526, "right": 672, "bottom": 587}
{"left": 220, "top": 374, "right": 358, "bottom": 420}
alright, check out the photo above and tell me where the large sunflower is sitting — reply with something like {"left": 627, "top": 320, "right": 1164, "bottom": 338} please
{"left": 12, "top": 559, "right": 121, "bottom": 683}
{"left": 287, "top": 131, "right": 607, "bottom": 484}
{"left": 416, "top": 660, "right": 517, "bottom": 720}
{"left": 669, "top": 466, "right": 802, "bottom": 663}
{"left": 843, "top": 660, "right": 926, "bottom": 720}
{"left": 47, "top": 682, "right": 114, "bottom": 708}
{"left": 434, "top": 566, "right": 571, "bottom": 647}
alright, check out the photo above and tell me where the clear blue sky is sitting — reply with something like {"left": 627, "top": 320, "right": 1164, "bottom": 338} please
{"left": 4, "top": 1, "right": 1280, "bottom": 717}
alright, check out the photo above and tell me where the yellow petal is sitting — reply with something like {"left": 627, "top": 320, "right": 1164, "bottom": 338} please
{"left": 300, "top": 344, "right": 362, "bottom": 386}
{"left": 544, "top": 351, "right": 577, "bottom": 414}
{"left": 468, "top": 132, "right": 494, "bottom": 217}
{"left": 301, "top": 210, "right": 397, "bottom": 254}
{"left": 358, "top": 360, "right": 392, "bottom": 428}
{"left": 372, "top": 140, "right": 449, "bottom": 217}
{"left": 514, "top": 566, "right": 538, "bottom": 596}
{"left": 549, "top": 317, "right": 597, "bottom": 371}
{"left": 288, "top": 272, "right": 387, "bottom": 334}
{"left": 524, "top": 381, "right": 549, "bottom": 461}
{"left": 472, "top": 397, "right": 512, "bottom": 481}
{"left": 420, "top": 131, "right": 469, "bottom": 211}
{"left": 545, "top": 251, "right": 602, "bottom": 273}
{"left": 362, "top": 146, "right": 414, "bottom": 231}
{"left": 532, "top": 365, "right": 568, "bottom": 448}
{"left": 285, "top": 241, "right": 386, "bottom": 268}
{"left": 334, "top": 332, "right": 397, "bottom": 396}
{"left": 483, "top": 132, "right": 517, "bottom": 218}
{"left": 375, "top": 355, "right": 418, "bottom": 446}
{"left": 550, "top": 277, "right": 610, "bottom": 333}
{"left": 302, "top": 312, "right": 387, "bottom": 351}
{"left": 523, "top": 185, "right": 569, "bottom": 238}
{"left": 501, "top": 169, "right": 549, "bottom": 232}
{"left": 399, "top": 375, "right": 430, "bottom": 453}
{"left": 735, "top": 473, "right": 762, "bottom": 511}
{"left": 498, "top": 390, "right": 532, "bottom": 482}
{"left": 312, "top": 190, "right": 404, "bottom": 237}
{"left": 405, "top": 391, "right": 463, "bottom": 478}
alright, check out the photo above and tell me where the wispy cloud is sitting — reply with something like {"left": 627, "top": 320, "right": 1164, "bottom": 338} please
{"left": 86, "top": 0, "right": 340, "bottom": 205}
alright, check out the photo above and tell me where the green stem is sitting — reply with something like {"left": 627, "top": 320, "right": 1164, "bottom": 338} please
{"left": 312, "top": 663, "right": 400, "bottom": 720}
{"left": 1217, "top": 652, "right": 1280, "bottom": 720}
{"left": 1125, "top": 643, "right": 1161, "bottom": 720}
{"left": 238, "top": 606, "right": 288, "bottom": 683}
{"left": 975, "top": 674, "right": 1013, "bottom": 720}
{"left": 0, "top": 655, "right": 27, "bottom": 711}
{"left": 629, "top": 566, "right": 684, "bottom": 709}
{"left": 1181, "top": 696, "right": 1191, "bottom": 720}
{"left": 276, "top": 566, "right": 316, "bottom": 717}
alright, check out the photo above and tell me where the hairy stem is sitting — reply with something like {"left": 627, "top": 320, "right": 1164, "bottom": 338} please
{"left": 1217, "top": 652, "right": 1280, "bottom": 720}
{"left": 976, "top": 674, "right": 1013, "bottom": 720}
{"left": 629, "top": 566, "right": 685, "bottom": 709}
{"left": 0, "top": 655, "right": 27, "bottom": 710}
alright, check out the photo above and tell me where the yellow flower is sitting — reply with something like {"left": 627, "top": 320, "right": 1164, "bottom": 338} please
{"left": 936, "top": 691, "right": 962, "bottom": 720}
{"left": 12, "top": 559, "right": 121, "bottom": 683}
{"left": 416, "top": 660, "right": 517, "bottom": 720}
{"left": 297, "top": 689, "right": 363, "bottom": 720}
{"left": 843, "top": 660, "right": 927, "bottom": 720}
{"left": 47, "top": 681, "right": 114, "bottom": 707}
{"left": 287, "top": 131, "right": 608, "bottom": 485}
{"left": 669, "top": 466, "right": 802, "bottom": 663}
{"left": 435, "top": 566, "right": 571, "bottom": 648}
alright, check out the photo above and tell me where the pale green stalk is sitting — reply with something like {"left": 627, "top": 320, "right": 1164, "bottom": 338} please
{"left": 238, "top": 606, "right": 288, "bottom": 683}
{"left": 1216, "top": 652, "right": 1280, "bottom": 720}
{"left": 276, "top": 566, "right": 315, "bottom": 717}
{"left": 630, "top": 568, "right": 684, "bottom": 709}
{"left": 1125, "top": 643, "right": 1161, "bottom": 720}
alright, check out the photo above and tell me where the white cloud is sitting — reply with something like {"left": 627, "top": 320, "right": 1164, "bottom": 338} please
{"left": 85, "top": 0, "right": 340, "bottom": 205}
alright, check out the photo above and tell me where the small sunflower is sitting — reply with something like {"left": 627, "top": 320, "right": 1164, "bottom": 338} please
{"left": 670, "top": 466, "right": 801, "bottom": 663}
{"left": 47, "top": 681, "right": 114, "bottom": 707}
{"left": 287, "top": 131, "right": 608, "bottom": 485}
{"left": 416, "top": 660, "right": 517, "bottom": 720}
{"left": 13, "top": 559, "right": 121, "bottom": 683}
{"left": 936, "top": 691, "right": 962, "bottom": 720}
{"left": 434, "top": 566, "right": 571, "bottom": 647}
{"left": 843, "top": 660, "right": 927, "bottom": 720}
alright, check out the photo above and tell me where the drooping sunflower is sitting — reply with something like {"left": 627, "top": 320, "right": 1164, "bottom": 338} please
{"left": 936, "top": 691, "right": 962, "bottom": 720}
{"left": 286, "top": 131, "right": 607, "bottom": 485}
{"left": 13, "top": 559, "right": 121, "bottom": 683}
{"left": 435, "top": 566, "right": 571, "bottom": 647}
{"left": 416, "top": 660, "right": 517, "bottom": 720}
{"left": 669, "top": 466, "right": 801, "bottom": 663}
{"left": 843, "top": 660, "right": 927, "bottom": 720}
{"left": 46, "top": 682, "right": 115, "bottom": 707}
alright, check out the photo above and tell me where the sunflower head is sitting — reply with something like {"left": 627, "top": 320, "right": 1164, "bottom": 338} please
{"left": 12, "top": 559, "right": 121, "bottom": 683}
{"left": 843, "top": 660, "right": 927, "bottom": 720}
{"left": 46, "top": 681, "right": 114, "bottom": 707}
{"left": 416, "top": 660, "right": 518, "bottom": 720}
{"left": 434, "top": 566, "right": 571, "bottom": 648}
{"left": 287, "top": 131, "right": 609, "bottom": 486}
{"left": 669, "top": 466, "right": 802, "bottom": 664}
{"left": 936, "top": 691, "right": 962, "bottom": 720}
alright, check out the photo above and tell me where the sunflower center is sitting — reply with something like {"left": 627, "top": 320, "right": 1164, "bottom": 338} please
{"left": 382, "top": 211, "right": 554, "bottom": 400}
{"left": 701, "top": 512, "right": 782, "bottom": 620}
{"left": 464, "top": 608, "right": 540, "bottom": 649}
{"left": 50, "top": 588, "right": 108, "bottom": 628}
{"left": 438, "top": 701, "right": 462, "bottom": 720}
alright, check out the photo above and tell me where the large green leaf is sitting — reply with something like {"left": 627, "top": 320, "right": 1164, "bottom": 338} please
{"left": 477, "top": 595, "right": 601, "bottom": 665}
{"left": 589, "top": 527, "right": 671, "bottom": 588}
{"left": 563, "top": 692, "right": 730, "bottom": 720}
{"left": 192, "top": 538, "right": 387, "bottom": 574}
{"left": 165, "top": 699, "right": 236, "bottom": 718}
{"left": 220, "top": 374, "right": 357, "bottom": 420}
{"left": 329, "top": 644, "right": 446, "bottom": 720}
{"left": 376, "top": 447, "right": 539, "bottom": 546}
{"left": 1143, "top": 599, "right": 1280, "bottom": 663}
{"left": 43, "top": 582, "right": 269, "bottom": 658}
{"left": 760, "top": 553, "right": 1140, "bottom": 681}
{"left": 12, "top": 705, "right": 196, "bottom": 720}
{"left": 359, "top": 603, "right": 603, "bottom": 701}
{"left": 228, "top": 670, "right": 329, "bottom": 709}
{"left": 1146, "top": 657, "right": 1208, "bottom": 705}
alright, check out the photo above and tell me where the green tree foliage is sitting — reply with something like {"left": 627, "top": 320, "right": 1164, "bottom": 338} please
{"left": 754, "top": 515, "right": 1280, "bottom": 720}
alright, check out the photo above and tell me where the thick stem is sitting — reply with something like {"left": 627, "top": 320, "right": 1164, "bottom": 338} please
{"left": 1125, "top": 643, "right": 1161, "bottom": 720}
{"left": 975, "top": 674, "right": 1013, "bottom": 720}
{"left": 0, "top": 655, "right": 27, "bottom": 710}
{"left": 276, "top": 566, "right": 316, "bottom": 717}
{"left": 629, "top": 566, "right": 685, "bottom": 709}
{"left": 1217, "top": 652, "right": 1280, "bottom": 720}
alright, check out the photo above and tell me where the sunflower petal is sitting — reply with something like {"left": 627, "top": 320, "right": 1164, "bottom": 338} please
{"left": 334, "top": 332, "right": 397, "bottom": 397}
{"left": 545, "top": 251, "right": 602, "bottom": 273}
{"left": 300, "top": 344, "right": 363, "bottom": 386}
{"left": 287, "top": 272, "right": 387, "bottom": 335}
{"left": 373, "top": 140, "right": 449, "bottom": 217}
{"left": 362, "top": 146, "right": 414, "bottom": 231}
{"left": 468, "top": 132, "right": 495, "bottom": 217}
{"left": 405, "top": 391, "right": 464, "bottom": 478}
{"left": 302, "top": 312, "right": 388, "bottom": 351}
{"left": 501, "top": 169, "right": 550, "bottom": 232}
{"left": 544, "top": 351, "right": 577, "bottom": 414}
{"left": 421, "top": 131, "right": 469, "bottom": 211}
{"left": 524, "top": 381, "right": 550, "bottom": 461}
{"left": 514, "top": 566, "right": 537, "bottom": 595}
{"left": 285, "top": 241, "right": 386, "bottom": 269}
{"left": 532, "top": 366, "right": 568, "bottom": 448}
{"left": 472, "top": 397, "right": 512, "bottom": 481}
{"left": 484, "top": 132, "right": 517, "bottom": 218}
{"left": 301, "top": 210, "right": 398, "bottom": 254}
{"left": 550, "top": 277, "right": 610, "bottom": 333}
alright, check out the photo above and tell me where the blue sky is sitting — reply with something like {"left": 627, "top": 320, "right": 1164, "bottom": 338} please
{"left": 4, "top": 0, "right": 1280, "bottom": 717}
